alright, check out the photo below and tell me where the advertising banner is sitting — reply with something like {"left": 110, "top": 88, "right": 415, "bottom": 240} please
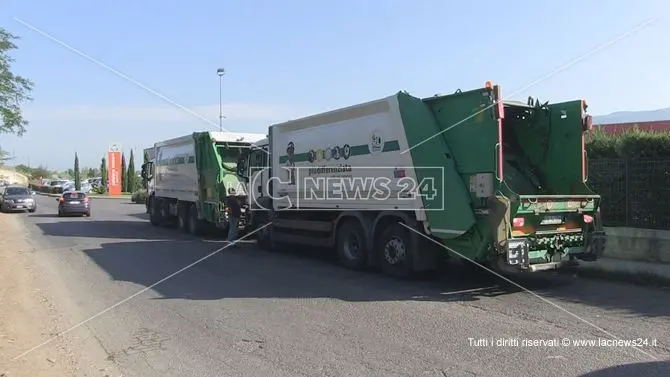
{"left": 108, "top": 143, "right": 122, "bottom": 196}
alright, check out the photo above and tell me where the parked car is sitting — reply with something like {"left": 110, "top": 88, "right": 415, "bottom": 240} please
{"left": 49, "top": 179, "right": 68, "bottom": 193}
{"left": 80, "top": 181, "right": 92, "bottom": 193}
{"left": 1, "top": 185, "right": 37, "bottom": 213}
{"left": 57, "top": 191, "right": 91, "bottom": 217}
{"left": 62, "top": 181, "right": 92, "bottom": 194}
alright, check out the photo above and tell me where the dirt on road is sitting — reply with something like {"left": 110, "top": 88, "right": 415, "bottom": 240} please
{"left": 0, "top": 213, "right": 118, "bottom": 377}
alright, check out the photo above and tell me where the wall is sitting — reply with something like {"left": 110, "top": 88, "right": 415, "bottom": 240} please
{"left": 603, "top": 227, "right": 670, "bottom": 263}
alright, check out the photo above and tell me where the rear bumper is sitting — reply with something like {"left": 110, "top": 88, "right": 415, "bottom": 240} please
{"left": 59, "top": 203, "right": 89, "bottom": 214}
{"left": 3, "top": 202, "right": 36, "bottom": 211}
{"left": 503, "top": 231, "right": 606, "bottom": 272}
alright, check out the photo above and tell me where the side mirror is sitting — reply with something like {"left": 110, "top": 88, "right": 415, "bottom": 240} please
{"left": 236, "top": 155, "right": 248, "bottom": 180}
{"left": 56, "top": 198, "right": 60, "bottom": 202}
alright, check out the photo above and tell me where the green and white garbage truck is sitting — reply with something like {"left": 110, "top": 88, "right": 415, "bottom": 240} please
{"left": 141, "top": 131, "right": 265, "bottom": 235}
{"left": 236, "top": 82, "right": 606, "bottom": 278}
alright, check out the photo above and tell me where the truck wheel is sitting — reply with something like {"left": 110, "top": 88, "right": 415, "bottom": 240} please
{"left": 336, "top": 220, "right": 368, "bottom": 270}
{"left": 378, "top": 223, "right": 414, "bottom": 279}
{"left": 188, "top": 204, "right": 203, "bottom": 236}
{"left": 149, "top": 198, "right": 161, "bottom": 226}
{"left": 177, "top": 205, "right": 189, "bottom": 233}
{"left": 161, "top": 201, "right": 175, "bottom": 227}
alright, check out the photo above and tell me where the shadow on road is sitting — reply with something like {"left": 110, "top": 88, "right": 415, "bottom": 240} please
{"left": 82, "top": 239, "right": 513, "bottom": 302}
{"left": 578, "top": 360, "right": 670, "bottom": 376}
{"left": 79, "top": 238, "right": 670, "bottom": 318}
{"left": 33, "top": 220, "right": 188, "bottom": 240}
{"left": 29, "top": 214, "right": 61, "bottom": 218}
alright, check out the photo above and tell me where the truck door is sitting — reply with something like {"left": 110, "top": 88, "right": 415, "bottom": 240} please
{"left": 543, "top": 99, "right": 592, "bottom": 194}
{"left": 248, "top": 147, "right": 270, "bottom": 209}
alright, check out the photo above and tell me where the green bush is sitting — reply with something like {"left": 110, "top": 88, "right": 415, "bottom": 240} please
{"left": 92, "top": 185, "right": 106, "bottom": 195}
{"left": 586, "top": 128, "right": 670, "bottom": 230}
{"left": 28, "top": 183, "right": 57, "bottom": 194}
{"left": 586, "top": 127, "right": 670, "bottom": 159}
{"left": 131, "top": 189, "right": 147, "bottom": 204}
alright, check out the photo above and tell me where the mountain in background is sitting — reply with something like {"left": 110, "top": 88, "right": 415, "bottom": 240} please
{"left": 592, "top": 107, "right": 670, "bottom": 125}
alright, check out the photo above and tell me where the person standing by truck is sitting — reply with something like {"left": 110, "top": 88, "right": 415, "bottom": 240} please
{"left": 226, "top": 194, "right": 242, "bottom": 246}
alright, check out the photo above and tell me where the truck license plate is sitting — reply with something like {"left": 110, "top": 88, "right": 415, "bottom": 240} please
{"left": 541, "top": 215, "right": 563, "bottom": 225}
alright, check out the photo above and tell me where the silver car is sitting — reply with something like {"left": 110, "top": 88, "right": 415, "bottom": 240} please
{"left": 1, "top": 185, "right": 37, "bottom": 213}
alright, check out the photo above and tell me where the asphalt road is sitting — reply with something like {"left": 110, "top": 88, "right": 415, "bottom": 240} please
{"left": 11, "top": 194, "right": 670, "bottom": 377}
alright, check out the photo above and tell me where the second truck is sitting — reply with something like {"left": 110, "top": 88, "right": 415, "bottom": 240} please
{"left": 236, "top": 82, "right": 606, "bottom": 278}
{"left": 141, "top": 131, "right": 265, "bottom": 235}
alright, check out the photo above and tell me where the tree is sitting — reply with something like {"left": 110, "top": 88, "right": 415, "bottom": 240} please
{"left": 86, "top": 167, "right": 98, "bottom": 178}
{"left": 127, "top": 149, "right": 136, "bottom": 192}
{"left": 0, "top": 149, "right": 14, "bottom": 165}
{"left": 121, "top": 152, "right": 127, "bottom": 193}
{"left": 74, "top": 152, "right": 81, "bottom": 190}
{"left": 15, "top": 164, "right": 52, "bottom": 181}
{"left": 100, "top": 157, "right": 107, "bottom": 193}
{"left": 1, "top": 28, "right": 33, "bottom": 137}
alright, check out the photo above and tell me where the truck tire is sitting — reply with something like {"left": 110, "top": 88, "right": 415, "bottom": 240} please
{"left": 177, "top": 204, "right": 189, "bottom": 233}
{"left": 378, "top": 223, "right": 414, "bottom": 279}
{"left": 161, "top": 201, "right": 175, "bottom": 227}
{"left": 336, "top": 220, "right": 368, "bottom": 270}
{"left": 149, "top": 198, "right": 161, "bottom": 226}
{"left": 188, "top": 204, "right": 204, "bottom": 236}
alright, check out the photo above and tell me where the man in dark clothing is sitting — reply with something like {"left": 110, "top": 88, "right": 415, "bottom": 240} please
{"left": 226, "top": 195, "right": 242, "bottom": 245}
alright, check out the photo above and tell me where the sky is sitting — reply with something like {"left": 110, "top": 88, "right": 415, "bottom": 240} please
{"left": 1, "top": 0, "right": 668, "bottom": 170}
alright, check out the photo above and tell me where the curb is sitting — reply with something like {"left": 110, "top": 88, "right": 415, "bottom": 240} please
{"left": 569, "top": 261, "right": 670, "bottom": 289}
{"left": 35, "top": 192, "right": 132, "bottom": 200}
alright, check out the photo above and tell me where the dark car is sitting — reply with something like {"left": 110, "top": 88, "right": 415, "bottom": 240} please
{"left": 57, "top": 191, "right": 91, "bottom": 217}
{"left": 0, "top": 185, "right": 37, "bottom": 213}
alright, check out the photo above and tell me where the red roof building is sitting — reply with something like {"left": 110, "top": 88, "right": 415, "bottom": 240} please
{"left": 596, "top": 120, "right": 670, "bottom": 135}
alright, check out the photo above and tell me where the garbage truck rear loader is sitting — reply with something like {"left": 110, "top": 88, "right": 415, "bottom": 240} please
{"left": 237, "top": 83, "right": 605, "bottom": 278}
{"left": 142, "top": 131, "right": 265, "bottom": 236}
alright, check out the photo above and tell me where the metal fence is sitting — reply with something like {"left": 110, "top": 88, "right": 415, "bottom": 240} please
{"left": 588, "top": 158, "right": 670, "bottom": 230}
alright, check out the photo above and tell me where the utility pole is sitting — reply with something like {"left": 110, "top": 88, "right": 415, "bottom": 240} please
{"left": 217, "top": 68, "right": 225, "bottom": 132}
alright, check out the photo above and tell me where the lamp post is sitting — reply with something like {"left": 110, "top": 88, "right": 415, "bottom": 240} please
{"left": 217, "top": 68, "right": 225, "bottom": 132}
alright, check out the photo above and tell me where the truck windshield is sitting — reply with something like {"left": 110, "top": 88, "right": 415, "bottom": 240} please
{"left": 216, "top": 145, "right": 246, "bottom": 162}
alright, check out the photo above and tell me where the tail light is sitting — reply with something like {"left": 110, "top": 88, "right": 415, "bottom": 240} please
{"left": 583, "top": 214, "right": 593, "bottom": 223}
{"left": 59, "top": 197, "right": 65, "bottom": 203}
{"left": 84, "top": 197, "right": 89, "bottom": 203}
{"left": 512, "top": 217, "right": 525, "bottom": 228}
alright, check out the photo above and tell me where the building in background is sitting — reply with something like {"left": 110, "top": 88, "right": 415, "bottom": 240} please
{"left": 596, "top": 120, "right": 670, "bottom": 135}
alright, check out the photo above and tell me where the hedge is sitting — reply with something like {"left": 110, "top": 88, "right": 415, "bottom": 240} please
{"left": 131, "top": 189, "right": 147, "bottom": 204}
{"left": 29, "top": 183, "right": 65, "bottom": 194}
{"left": 586, "top": 127, "right": 670, "bottom": 159}
{"left": 586, "top": 128, "right": 670, "bottom": 230}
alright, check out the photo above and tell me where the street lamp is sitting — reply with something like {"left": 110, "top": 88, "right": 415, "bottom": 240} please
{"left": 217, "top": 68, "right": 225, "bottom": 132}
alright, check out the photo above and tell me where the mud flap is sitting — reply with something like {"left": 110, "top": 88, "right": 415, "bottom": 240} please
{"left": 580, "top": 230, "right": 606, "bottom": 261}
{"left": 488, "top": 196, "right": 511, "bottom": 250}
{"left": 412, "top": 225, "right": 439, "bottom": 272}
